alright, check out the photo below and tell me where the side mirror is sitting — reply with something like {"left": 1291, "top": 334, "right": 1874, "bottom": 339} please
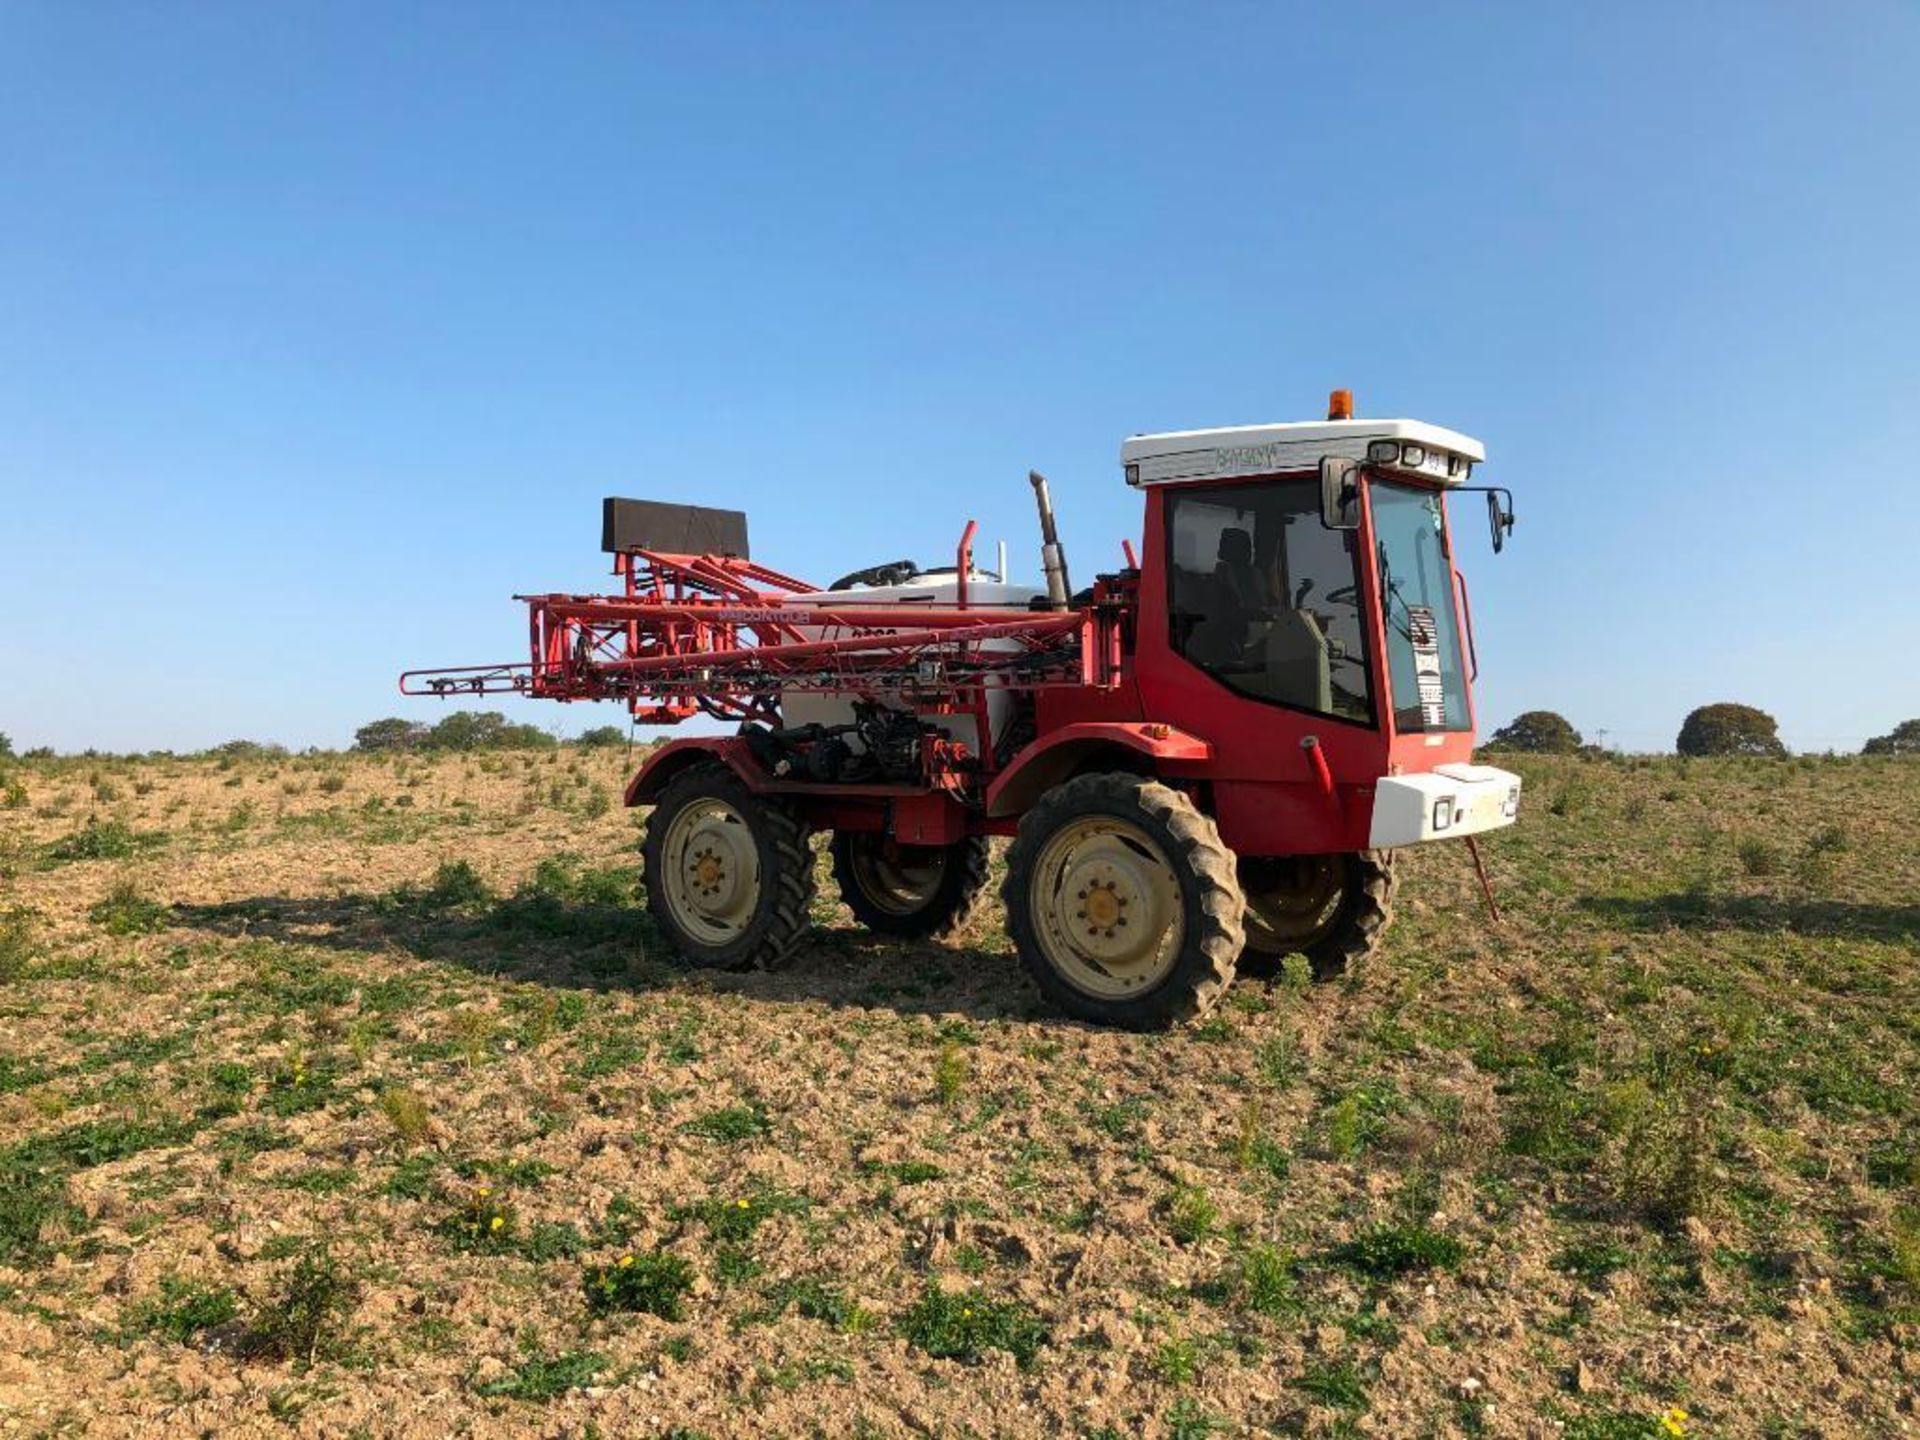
{"left": 1485, "top": 488, "right": 1515, "bottom": 553}
{"left": 1319, "top": 457, "right": 1360, "bottom": 530}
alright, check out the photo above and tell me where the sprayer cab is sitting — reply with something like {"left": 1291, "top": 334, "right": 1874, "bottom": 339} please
{"left": 1105, "top": 409, "right": 1519, "bottom": 855}
{"left": 401, "top": 393, "right": 1520, "bottom": 1031}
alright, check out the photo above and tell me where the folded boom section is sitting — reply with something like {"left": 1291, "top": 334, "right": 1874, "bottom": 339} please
{"left": 399, "top": 547, "right": 1110, "bottom": 727}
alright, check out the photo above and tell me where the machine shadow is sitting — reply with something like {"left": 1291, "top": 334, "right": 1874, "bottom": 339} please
{"left": 170, "top": 893, "right": 1047, "bottom": 1024}
{"left": 1576, "top": 892, "right": 1920, "bottom": 944}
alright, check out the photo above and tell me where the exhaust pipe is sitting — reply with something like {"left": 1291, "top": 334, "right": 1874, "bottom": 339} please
{"left": 1029, "top": 469, "right": 1072, "bottom": 610}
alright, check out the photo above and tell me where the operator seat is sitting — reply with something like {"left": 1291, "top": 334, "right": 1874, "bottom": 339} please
{"left": 1214, "top": 528, "right": 1265, "bottom": 611}
{"left": 1182, "top": 528, "right": 1263, "bottom": 674}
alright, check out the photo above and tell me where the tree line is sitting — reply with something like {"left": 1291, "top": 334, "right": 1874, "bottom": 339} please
{"left": 2, "top": 709, "right": 1913, "bottom": 762}
{"left": 352, "top": 713, "right": 630, "bottom": 752}
{"left": 0, "top": 716, "right": 632, "bottom": 761}
{"left": 1486, "top": 706, "right": 1920, "bottom": 758}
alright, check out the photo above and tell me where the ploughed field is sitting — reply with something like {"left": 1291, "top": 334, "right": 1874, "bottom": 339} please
{"left": 0, "top": 746, "right": 1916, "bottom": 1439}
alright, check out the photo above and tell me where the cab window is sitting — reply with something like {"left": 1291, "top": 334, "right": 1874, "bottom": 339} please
{"left": 1165, "top": 478, "right": 1373, "bottom": 724}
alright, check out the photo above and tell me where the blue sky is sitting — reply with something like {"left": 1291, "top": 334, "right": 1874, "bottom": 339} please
{"left": 2, "top": 3, "right": 1915, "bottom": 754}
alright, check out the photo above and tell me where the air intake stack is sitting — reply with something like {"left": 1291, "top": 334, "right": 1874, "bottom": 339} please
{"left": 1029, "top": 470, "right": 1072, "bottom": 610}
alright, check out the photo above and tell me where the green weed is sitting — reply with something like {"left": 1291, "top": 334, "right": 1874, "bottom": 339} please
{"left": 0, "top": 907, "right": 38, "bottom": 980}
{"left": 897, "top": 1285, "right": 1046, "bottom": 1368}
{"left": 1329, "top": 1222, "right": 1466, "bottom": 1278}
{"left": 379, "top": 1086, "right": 431, "bottom": 1147}
{"left": 435, "top": 1188, "right": 518, "bottom": 1254}
{"left": 44, "top": 818, "right": 163, "bottom": 864}
{"left": 583, "top": 1250, "right": 694, "bottom": 1318}
{"left": 672, "top": 1188, "right": 809, "bottom": 1243}
{"left": 1291, "top": 1357, "right": 1370, "bottom": 1410}
{"left": 474, "top": 1347, "right": 606, "bottom": 1401}
{"left": 130, "top": 1276, "right": 239, "bottom": 1342}
{"left": 680, "top": 1102, "right": 771, "bottom": 1143}
{"left": 934, "top": 1041, "right": 968, "bottom": 1105}
{"left": 1164, "top": 1182, "right": 1218, "bottom": 1246}
{"left": 88, "top": 880, "right": 171, "bottom": 936}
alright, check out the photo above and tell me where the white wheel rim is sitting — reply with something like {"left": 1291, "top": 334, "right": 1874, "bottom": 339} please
{"left": 1029, "top": 816, "right": 1183, "bottom": 999}
{"left": 662, "top": 798, "right": 760, "bottom": 943}
{"left": 848, "top": 839, "right": 947, "bottom": 916}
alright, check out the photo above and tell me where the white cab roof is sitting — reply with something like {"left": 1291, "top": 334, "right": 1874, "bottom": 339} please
{"left": 1121, "top": 418, "right": 1484, "bottom": 487}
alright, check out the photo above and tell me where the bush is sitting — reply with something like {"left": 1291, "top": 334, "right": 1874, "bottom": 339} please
{"left": 246, "top": 1246, "right": 358, "bottom": 1363}
{"left": 0, "top": 733, "right": 11, "bottom": 758}
{"left": 1736, "top": 837, "right": 1781, "bottom": 877}
{"left": 208, "top": 739, "right": 287, "bottom": 763}
{"left": 354, "top": 718, "right": 428, "bottom": 752}
{"left": 1677, "top": 703, "right": 1786, "bottom": 758}
{"left": 1864, "top": 719, "right": 1920, "bottom": 756}
{"left": 424, "top": 860, "right": 493, "bottom": 910}
{"left": 425, "top": 711, "right": 556, "bottom": 752}
{"left": 1486, "top": 710, "right": 1582, "bottom": 753}
{"left": 574, "top": 725, "right": 629, "bottom": 748}
{"left": 1603, "top": 1076, "right": 1716, "bottom": 1228}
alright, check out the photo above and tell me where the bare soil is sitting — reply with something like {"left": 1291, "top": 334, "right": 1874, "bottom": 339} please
{"left": 0, "top": 747, "right": 1915, "bottom": 1438}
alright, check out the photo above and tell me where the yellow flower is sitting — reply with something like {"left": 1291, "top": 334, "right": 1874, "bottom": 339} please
{"left": 1659, "top": 1407, "right": 1689, "bottom": 1437}
{"left": 619, "top": 1255, "right": 634, "bottom": 1267}
{"left": 489, "top": 1215, "right": 504, "bottom": 1230}
{"left": 735, "top": 1199, "right": 751, "bottom": 1209}
{"left": 961, "top": 1308, "right": 973, "bottom": 1317}
{"left": 477, "top": 1186, "right": 490, "bottom": 1197}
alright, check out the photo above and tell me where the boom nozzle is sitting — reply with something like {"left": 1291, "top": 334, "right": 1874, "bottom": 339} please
{"left": 1029, "top": 469, "right": 1072, "bottom": 610}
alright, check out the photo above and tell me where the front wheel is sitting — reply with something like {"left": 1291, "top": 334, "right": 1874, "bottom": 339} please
{"left": 830, "top": 832, "right": 992, "bottom": 940}
{"left": 1239, "top": 851, "right": 1396, "bottom": 982}
{"left": 1003, "top": 773, "right": 1245, "bottom": 1030}
{"left": 641, "top": 762, "right": 816, "bottom": 970}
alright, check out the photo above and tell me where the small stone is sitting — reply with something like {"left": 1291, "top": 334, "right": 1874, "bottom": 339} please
{"left": 1459, "top": 1376, "right": 1483, "bottom": 1397}
{"left": 1574, "top": 1359, "right": 1597, "bottom": 1394}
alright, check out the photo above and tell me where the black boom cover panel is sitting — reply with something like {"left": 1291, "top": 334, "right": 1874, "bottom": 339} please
{"left": 601, "top": 498, "right": 750, "bottom": 558}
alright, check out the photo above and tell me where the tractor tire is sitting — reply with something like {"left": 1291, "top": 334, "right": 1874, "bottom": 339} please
{"left": 641, "top": 762, "right": 816, "bottom": 971}
{"left": 1002, "top": 772, "right": 1245, "bottom": 1030}
{"left": 1238, "top": 850, "right": 1396, "bottom": 982}
{"left": 830, "top": 832, "right": 992, "bottom": 940}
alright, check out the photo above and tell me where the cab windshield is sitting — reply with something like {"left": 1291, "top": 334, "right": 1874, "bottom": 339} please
{"left": 1164, "top": 477, "right": 1374, "bottom": 724}
{"left": 1368, "top": 478, "right": 1470, "bottom": 732}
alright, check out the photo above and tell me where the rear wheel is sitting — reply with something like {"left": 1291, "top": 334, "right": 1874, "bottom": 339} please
{"left": 641, "top": 762, "right": 815, "bottom": 970}
{"left": 1238, "top": 850, "right": 1396, "bottom": 981}
{"left": 831, "top": 832, "right": 992, "bottom": 939}
{"left": 1003, "top": 773, "right": 1244, "bottom": 1030}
